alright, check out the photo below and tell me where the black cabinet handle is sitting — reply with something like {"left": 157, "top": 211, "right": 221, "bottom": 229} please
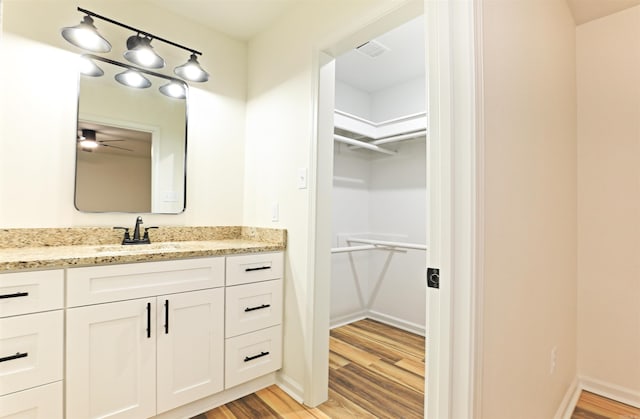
{"left": 245, "top": 304, "right": 271, "bottom": 312}
{"left": 244, "top": 351, "right": 269, "bottom": 362}
{"left": 0, "top": 292, "right": 29, "bottom": 299}
{"left": 0, "top": 352, "right": 28, "bottom": 363}
{"left": 164, "top": 300, "right": 169, "bottom": 334}
{"left": 245, "top": 266, "right": 271, "bottom": 272}
{"left": 146, "top": 302, "right": 151, "bottom": 338}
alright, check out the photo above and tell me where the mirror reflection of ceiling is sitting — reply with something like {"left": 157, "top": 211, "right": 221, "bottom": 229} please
{"left": 77, "top": 122, "right": 152, "bottom": 158}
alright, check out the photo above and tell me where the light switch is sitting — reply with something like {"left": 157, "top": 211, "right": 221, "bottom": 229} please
{"left": 298, "top": 168, "right": 308, "bottom": 189}
{"left": 271, "top": 202, "right": 279, "bottom": 222}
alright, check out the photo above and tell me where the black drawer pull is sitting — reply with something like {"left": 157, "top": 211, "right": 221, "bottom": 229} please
{"left": 244, "top": 351, "right": 270, "bottom": 362}
{"left": 245, "top": 266, "right": 271, "bottom": 272}
{"left": 0, "top": 292, "right": 29, "bottom": 300}
{"left": 0, "top": 352, "right": 28, "bottom": 363}
{"left": 146, "top": 302, "right": 151, "bottom": 338}
{"left": 164, "top": 300, "right": 169, "bottom": 334}
{"left": 245, "top": 304, "right": 271, "bottom": 312}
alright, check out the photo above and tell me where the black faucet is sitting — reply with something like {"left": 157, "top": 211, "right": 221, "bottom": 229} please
{"left": 114, "top": 216, "right": 158, "bottom": 245}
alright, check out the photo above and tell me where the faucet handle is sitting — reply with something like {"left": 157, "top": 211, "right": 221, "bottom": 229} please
{"left": 113, "top": 227, "right": 131, "bottom": 243}
{"left": 142, "top": 226, "right": 159, "bottom": 241}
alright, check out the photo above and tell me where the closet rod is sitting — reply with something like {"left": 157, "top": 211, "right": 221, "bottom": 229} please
{"left": 347, "top": 238, "right": 427, "bottom": 251}
{"left": 331, "top": 245, "right": 377, "bottom": 254}
{"left": 334, "top": 134, "right": 396, "bottom": 155}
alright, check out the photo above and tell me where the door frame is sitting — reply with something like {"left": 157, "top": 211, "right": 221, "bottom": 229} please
{"left": 306, "top": 0, "right": 482, "bottom": 416}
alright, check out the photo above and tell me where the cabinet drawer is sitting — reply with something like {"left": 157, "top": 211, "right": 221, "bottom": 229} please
{"left": 67, "top": 257, "right": 224, "bottom": 307}
{"left": 0, "top": 381, "right": 62, "bottom": 419}
{"left": 0, "top": 311, "right": 63, "bottom": 396}
{"left": 224, "top": 325, "right": 282, "bottom": 389}
{"left": 226, "top": 252, "right": 283, "bottom": 286}
{"left": 0, "top": 270, "right": 63, "bottom": 318}
{"left": 226, "top": 279, "right": 282, "bottom": 338}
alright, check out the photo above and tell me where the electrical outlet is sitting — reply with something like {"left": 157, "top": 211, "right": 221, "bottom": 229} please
{"left": 550, "top": 346, "right": 557, "bottom": 375}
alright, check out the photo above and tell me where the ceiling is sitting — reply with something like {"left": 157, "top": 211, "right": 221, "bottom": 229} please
{"left": 147, "top": 0, "right": 300, "bottom": 40}
{"left": 335, "top": 16, "right": 425, "bottom": 94}
{"left": 566, "top": 0, "right": 640, "bottom": 24}
{"left": 145, "top": 0, "right": 640, "bottom": 42}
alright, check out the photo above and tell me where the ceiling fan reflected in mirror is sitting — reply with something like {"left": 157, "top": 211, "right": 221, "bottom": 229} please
{"left": 77, "top": 128, "right": 134, "bottom": 152}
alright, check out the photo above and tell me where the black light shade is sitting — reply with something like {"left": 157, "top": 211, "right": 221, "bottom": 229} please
{"left": 79, "top": 56, "right": 104, "bottom": 77}
{"left": 174, "top": 53, "right": 209, "bottom": 82}
{"left": 115, "top": 69, "right": 152, "bottom": 88}
{"left": 124, "top": 35, "right": 165, "bottom": 69}
{"left": 159, "top": 81, "right": 186, "bottom": 99}
{"left": 61, "top": 15, "right": 111, "bottom": 53}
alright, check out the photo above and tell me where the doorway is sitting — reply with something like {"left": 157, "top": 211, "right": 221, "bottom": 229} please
{"left": 308, "top": 0, "right": 479, "bottom": 417}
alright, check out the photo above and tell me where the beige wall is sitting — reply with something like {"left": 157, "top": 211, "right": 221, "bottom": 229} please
{"left": 76, "top": 152, "right": 151, "bottom": 213}
{"left": 0, "top": 0, "right": 246, "bottom": 227}
{"left": 577, "top": 5, "right": 640, "bottom": 397}
{"left": 481, "top": 0, "right": 577, "bottom": 417}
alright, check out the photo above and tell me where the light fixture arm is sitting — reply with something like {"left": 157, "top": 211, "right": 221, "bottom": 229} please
{"left": 77, "top": 7, "right": 202, "bottom": 56}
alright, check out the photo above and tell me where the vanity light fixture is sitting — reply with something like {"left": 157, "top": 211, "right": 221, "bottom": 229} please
{"left": 159, "top": 81, "right": 186, "bottom": 99}
{"left": 115, "top": 69, "right": 152, "bottom": 88}
{"left": 174, "top": 53, "right": 209, "bottom": 83}
{"left": 62, "top": 7, "right": 209, "bottom": 83}
{"left": 61, "top": 15, "right": 111, "bottom": 53}
{"left": 124, "top": 35, "right": 165, "bottom": 69}
{"left": 79, "top": 56, "right": 104, "bottom": 77}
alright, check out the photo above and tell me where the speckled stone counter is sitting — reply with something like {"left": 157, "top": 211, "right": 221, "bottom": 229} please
{"left": 0, "top": 226, "right": 286, "bottom": 271}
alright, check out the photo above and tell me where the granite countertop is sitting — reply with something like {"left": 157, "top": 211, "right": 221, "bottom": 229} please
{"left": 0, "top": 226, "right": 286, "bottom": 271}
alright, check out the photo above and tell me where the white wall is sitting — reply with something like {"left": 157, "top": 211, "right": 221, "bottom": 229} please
{"left": 243, "top": 0, "right": 421, "bottom": 398}
{"left": 481, "top": 0, "right": 577, "bottom": 417}
{"left": 577, "top": 5, "right": 640, "bottom": 400}
{"left": 331, "top": 74, "right": 426, "bottom": 331}
{"left": 0, "top": 0, "right": 246, "bottom": 227}
{"left": 331, "top": 146, "right": 371, "bottom": 323}
{"left": 334, "top": 80, "right": 371, "bottom": 119}
{"left": 371, "top": 76, "right": 425, "bottom": 121}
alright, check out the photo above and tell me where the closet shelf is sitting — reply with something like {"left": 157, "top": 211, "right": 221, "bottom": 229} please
{"left": 334, "top": 109, "right": 427, "bottom": 140}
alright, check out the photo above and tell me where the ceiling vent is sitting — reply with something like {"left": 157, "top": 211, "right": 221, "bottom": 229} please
{"left": 355, "top": 40, "right": 390, "bottom": 58}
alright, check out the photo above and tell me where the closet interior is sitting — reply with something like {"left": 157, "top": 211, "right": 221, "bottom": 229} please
{"left": 330, "top": 16, "right": 427, "bottom": 336}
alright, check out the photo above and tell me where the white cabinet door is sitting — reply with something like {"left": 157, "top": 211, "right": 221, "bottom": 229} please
{"left": 66, "top": 299, "right": 156, "bottom": 419}
{"left": 156, "top": 288, "right": 224, "bottom": 414}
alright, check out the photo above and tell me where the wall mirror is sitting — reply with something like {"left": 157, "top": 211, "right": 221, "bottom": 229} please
{"left": 75, "top": 55, "right": 187, "bottom": 214}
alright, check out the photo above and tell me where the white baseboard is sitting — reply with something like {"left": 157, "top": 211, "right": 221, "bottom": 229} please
{"left": 367, "top": 310, "right": 425, "bottom": 336}
{"left": 330, "top": 310, "right": 425, "bottom": 336}
{"left": 554, "top": 377, "right": 581, "bottom": 419}
{"left": 579, "top": 375, "right": 640, "bottom": 409}
{"left": 330, "top": 311, "right": 368, "bottom": 329}
{"left": 276, "top": 372, "right": 305, "bottom": 404}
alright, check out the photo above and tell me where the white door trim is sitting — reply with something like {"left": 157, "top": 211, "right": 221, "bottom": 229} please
{"left": 425, "top": 0, "right": 482, "bottom": 417}
{"left": 306, "top": 0, "right": 481, "bottom": 416}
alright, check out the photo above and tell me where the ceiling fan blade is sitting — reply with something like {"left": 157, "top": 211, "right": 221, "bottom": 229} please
{"left": 102, "top": 144, "right": 134, "bottom": 152}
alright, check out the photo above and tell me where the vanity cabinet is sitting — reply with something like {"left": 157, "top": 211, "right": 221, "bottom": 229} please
{"left": 0, "top": 270, "right": 64, "bottom": 419}
{"left": 224, "top": 253, "right": 283, "bottom": 389}
{"left": 65, "top": 258, "right": 225, "bottom": 419}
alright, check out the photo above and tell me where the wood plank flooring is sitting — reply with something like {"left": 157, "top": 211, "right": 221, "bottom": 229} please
{"left": 199, "top": 318, "right": 425, "bottom": 418}
{"left": 572, "top": 391, "right": 640, "bottom": 419}
{"left": 196, "top": 319, "right": 640, "bottom": 418}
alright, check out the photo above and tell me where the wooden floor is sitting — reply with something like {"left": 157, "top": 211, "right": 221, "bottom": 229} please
{"left": 196, "top": 319, "right": 640, "bottom": 419}
{"left": 572, "top": 391, "right": 640, "bottom": 419}
{"left": 199, "top": 318, "right": 425, "bottom": 418}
